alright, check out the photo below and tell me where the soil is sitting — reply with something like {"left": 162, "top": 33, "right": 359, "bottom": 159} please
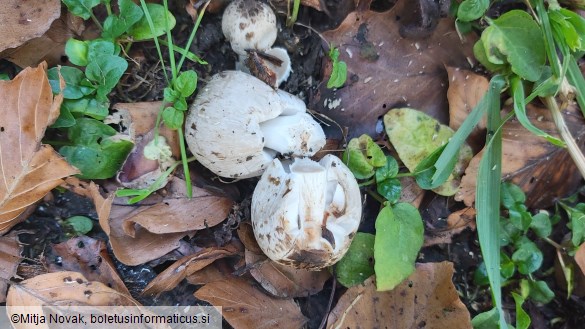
{"left": 7, "top": 0, "right": 585, "bottom": 328}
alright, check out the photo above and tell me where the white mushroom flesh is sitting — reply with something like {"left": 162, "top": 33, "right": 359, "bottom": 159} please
{"left": 222, "top": 0, "right": 277, "bottom": 56}
{"left": 251, "top": 155, "right": 362, "bottom": 270}
{"left": 185, "top": 71, "right": 326, "bottom": 178}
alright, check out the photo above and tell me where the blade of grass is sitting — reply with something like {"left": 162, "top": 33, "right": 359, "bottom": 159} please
{"left": 139, "top": 0, "right": 169, "bottom": 83}
{"left": 476, "top": 74, "right": 506, "bottom": 329}
{"left": 159, "top": 39, "right": 207, "bottom": 65}
{"left": 286, "top": 0, "right": 301, "bottom": 27}
{"left": 535, "top": 0, "right": 561, "bottom": 77}
{"left": 177, "top": 0, "right": 210, "bottom": 73}
{"left": 567, "top": 55, "right": 585, "bottom": 117}
{"left": 163, "top": 0, "right": 177, "bottom": 82}
{"left": 430, "top": 76, "right": 507, "bottom": 187}
{"left": 177, "top": 129, "right": 192, "bottom": 198}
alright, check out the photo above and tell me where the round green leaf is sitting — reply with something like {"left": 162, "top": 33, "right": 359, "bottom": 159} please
{"left": 162, "top": 107, "right": 184, "bottom": 130}
{"left": 376, "top": 178, "right": 401, "bottom": 204}
{"left": 530, "top": 211, "right": 552, "bottom": 238}
{"left": 457, "top": 0, "right": 489, "bottom": 22}
{"left": 65, "top": 39, "right": 89, "bottom": 66}
{"left": 175, "top": 70, "right": 198, "bottom": 97}
{"left": 64, "top": 216, "right": 93, "bottom": 235}
{"left": 375, "top": 156, "right": 399, "bottom": 183}
{"left": 342, "top": 134, "right": 386, "bottom": 180}
{"left": 128, "top": 3, "right": 176, "bottom": 41}
{"left": 335, "top": 233, "right": 375, "bottom": 287}
{"left": 512, "top": 238, "right": 543, "bottom": 274}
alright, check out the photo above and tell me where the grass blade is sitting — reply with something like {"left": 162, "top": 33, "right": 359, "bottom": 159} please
{"left": 476, "top": 75, "right": 506, "bottom": 329}
{"left": 567, "top": 55, "right": 585, "bottom": 117}
{"left": 139, "top": 0, "right": 169, "bottom": 83}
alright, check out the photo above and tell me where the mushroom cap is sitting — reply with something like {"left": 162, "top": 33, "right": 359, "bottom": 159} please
{"left": 222, "top": 0, "right": 277, "bottom": 56}
{"left": 251, "top": 155, "right": 362, "bottom": 270}
{"left": 185, "top": 71, "right": 325, "bottom": 178}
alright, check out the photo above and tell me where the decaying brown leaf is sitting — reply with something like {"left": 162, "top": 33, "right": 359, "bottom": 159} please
{"left": 186, "top": 259, "right": 234, "bottom": 285}
{"left": 576, "top": 242, "right": 585, "bottom": 277}
{"left": 312, "top": 0, "right": 476, "bottom": 138}
{"left": 0, "top": 63, "right": 79, "bottom": 234}
{"left": 245, "top": 249, "right": 331, "bottom": 298}
{"left": 142, "top": 243, "right": 243, "bottom": 295}
{"left": 327, "top": 262, "right": 471, "bottom": 329}
{"left": 61, "top": 178, "right": 114, "bottom": 236}
{"left": 424, "top": 207, "right": 476, "bottom": 247}
{"left": 46, "top": 236, "right": 130, "bottom": 295}
{"left": 6, "top": 271, "right": 138, "bottom": 307}
{"left": 446, "top": 67, "right": 489, "bottom": 152}
{"left": 0, "top": 0, "right": 61, "bottom": 52}
{"left": 0, "top": 233, "right": 22, "bottom": 303}
{"left": 457, "top": 104, "right": 585, "bottom": 208}
{"left": 195, "top": 277, "right": 308, "bottom": 329}
{"left": 106, "top": 177, "right": 233, "bottom": 265}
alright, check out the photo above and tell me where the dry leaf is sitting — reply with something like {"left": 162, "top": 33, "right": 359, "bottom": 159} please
{"left": 0, "top": 0, "right": 61, "bottom": 52}
{"left": 237, "top": 222, "right": 264, "bottom": 255}
{"left": 0, "top": 11, "right": 86, "bottom": 68}
{"left": 195, "top": 277, "right": 308, "bottom": 329}
{"left": 186, "top": 260, "right": 234, "bottom": 285}
{"left": 46, "top": 236, "right": 130, "bottom": 295}
{"left": 142, "top": 243, "right": 243, "bottom": 295}
{"left": 60, "top": 178, "right": 114, "bottom": 236}
{"left": 6, "top": 271, "right": 138, "bottom": 307}
{"left": 446, "top": 67, "right": 489, "bottom": 152}
{"left": 457, "top": 104, "right": 585, "bottom": 208}
{"left": 576, "top": 243, "right": 585, "bottom": 277}
{"left": 311, "top": 0, "right": 476, "bottom": 138}
{"left": 246, "top": 249, "right": 331, "bottom": 298}
{"left": 327, "top": 262, "right": 471, "bottom": 329}
{"left": 0, "top": 233, "right": 22, "bottom": 303}
{"left": 424, "top": 207, "right": 476, "bottom": 247}
{"left": 399, "top": 176, "right": 425, "bottom": 208}
{"left": 0, "top": 63, "right": 79, "bottom": 234}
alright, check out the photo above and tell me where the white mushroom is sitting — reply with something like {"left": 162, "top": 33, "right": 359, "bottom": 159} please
{"left": 185, "top": 71, "right": 325, "bottom": 178}
{"left": 222, "top": 0, "right": 292, "bottom": 87}
{"left": 222, "top": 0, "right": 277, "bottom": 56}
{"left": 251, "top": 155, "right": 362, "bottom": 270}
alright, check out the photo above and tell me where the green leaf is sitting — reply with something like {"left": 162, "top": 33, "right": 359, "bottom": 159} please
{"left": 335, "top": 232, "right": 375, "bottom": 287}
{"left": 48, "top": 67, "right": 88, "bottom": 100}
{"left": 62, "top": 0, "right": 101, "bottom": 20}
{"left": 374, "top": 203, "right": 424, "bottom": 291}
{"left": 512, "top": 238, "right": 543, "bottom": 274}
{"left": 471, "top": 308, "right": 500, "bottom": 329}
{"left": 62, "top": 98, "right": 109, "bottom": 120}
{"left": 342, "top": 134, "right": 387, "bottom": 180}
{"left": 457, "top": 0, "right": 489, "bottom": 22}
{"left": 512, "top": 292, "right": 531, "bottom": 329}
{"left": 521, "top": 279, "right": 554, "bottom": 304}
{"left": 87, "top": 40, "right": 116, "bottom": 62}
{"left": 480, "top": 10, "right": 546, "bottom": 81}
{"left": 162, "top": 107, "right": 184, "bottom": 130}
{"left": 475, "top": 75, "right": 506, "bottom": 329}
{"left": 530, "top": 211, "right": 552, "bottom": 238}
{"left": 413, "top": 144, "right": 446, "bottom": 190}
{"left": 128, "top": 3, "right": 176, "bottom": 41}
{"left": 65, "top": 39, "right": 89, "bottom": 66}
{"left": 500, "top": 217, "right": 521, "bottom": 247}
{"left": 508, "top": 204, "right": 532, "bottom": 232}
{"left": 327, "top": 47, "right": 347, "bottom": 89}
{"left": 510, "top": 76, "right": 565, "bottom": 146}
{"left": 85, "top": 54, "right": 128, "bottom": 100}
{"left": 500, "top": 182, "right": 525, "bottom": 209}
{"left": 173, "top": 98, "right": 188, "bottom": 112}
{"left": 59, "top": 118, "right": 133, "bottom": 179}
{"left": 375, "top": 156, "right": 399, "bottom": 182}
{"left": 377, "top": 178, "right": 401, "bottom": 204}
{"left": 174, "top": 70, "right": 198, "bottom": 97}
{"left": 64, "top": 216, "right": 93, "bottom": 235}
{"left": 384, "top": 108, "right": 472, "bottom": 196}
{"left": 102, "top": 0, "right": 143, "bottom": 39}
{"left": 561, "top": 203, "right": 585, "bottom": 246}
{"left": 549, "top": 9, "right": 585, "bottom": 52}
{"left": 164, "top": 87, "right": 180, "bottom": 102}
{"left": 51, "top": 105, "right": 76, "bottom": 128}
{"left": 500, "top": 252, "right": 515, "bottom": 281}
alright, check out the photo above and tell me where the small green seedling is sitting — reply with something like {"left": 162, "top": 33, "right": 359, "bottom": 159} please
{"left": 327, "top": 46, "right": 347, "bottom": 89}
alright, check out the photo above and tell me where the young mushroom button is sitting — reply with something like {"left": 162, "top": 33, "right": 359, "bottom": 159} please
{"left": 222, "top": 0, "right": 277, "bottom": 56}
{"left": 184, "top": 71, "right": 326, "bottom": 178}
{"left": 251, "top": 155, "right": 362, "bottom": 270}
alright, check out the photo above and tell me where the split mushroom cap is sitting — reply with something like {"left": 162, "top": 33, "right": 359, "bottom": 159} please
{"left": 185, "top": 71, "right": 326, "bottom": 178}
{"left": 222, "top": 0, "right": 277, "bottom": 56}
{"left": 251, "top": 155, "right": 362, "bottom": 270}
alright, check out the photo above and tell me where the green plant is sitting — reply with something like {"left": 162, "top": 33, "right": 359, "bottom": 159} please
{"left": 327, "top": 45, "right": 347, "bottom": 89}
{"left": 420, "top": 1, "right": 585, "bottom": 327}
{"left": 335, "top": 134, "right": 424, "bottom": 291}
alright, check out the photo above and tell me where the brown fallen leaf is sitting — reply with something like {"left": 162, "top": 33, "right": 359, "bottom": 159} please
{"left": 446, "top": 67, "right": 489, "bottom": 152}
{"left": 576, "top": 242, "right": 585, "bottom": 277}
{"left": 6, "top": 271, "right": 138, "bottom": 307}
{"left": 457, "top": 104, "right": 585, "bottom": 208}
{"left": 0, "top": 63, "right": 79, "bottom": 234}
{"left": 0, "top": 11, "right": 86, "bottom": 68}
{"left": 246, "top": 249, "right": 331, "bottom": 298}
{"left": 60, "top": 178, "right": 114, "bottom": 236}
{"left": 195, "top": 277, "right": 308, "bottom": 329}
{"left": 186, "top": 259, "right": 234, "bottom": 285}
{"left": 424, "top": 207, "right": 476, "bottom": 247}
{"left": 311, "top": 0, "right": 476, "bottom": 138}
{"left": 327, "top": 262, "right": 471, "bottom": 329}
{"left": 46, "top": 236, "right": 130, "bottom": 295}
{"left": 0, "top": 233, "right": 22, "bottom": 303}
{"left": 0, "top": 0, "right": 61, "bottom": 52}
{"left": 142, "top": 242, "right": 243, "bottom": 295}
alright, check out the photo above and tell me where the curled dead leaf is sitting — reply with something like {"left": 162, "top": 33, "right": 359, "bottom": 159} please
{"left": 424, "top": 207, "right": 476, "bottom": 247}
{"left": 195, "top": 277, "right": 308, "bottom": 329}
{"left": 0, "top": 233, "right": 22, "bottom": 303}
{"left": 0, "top": 63, "right": 79, "bottom": 234}
{"left": 327, "top": 262, "right": 471, "bottom": 329}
